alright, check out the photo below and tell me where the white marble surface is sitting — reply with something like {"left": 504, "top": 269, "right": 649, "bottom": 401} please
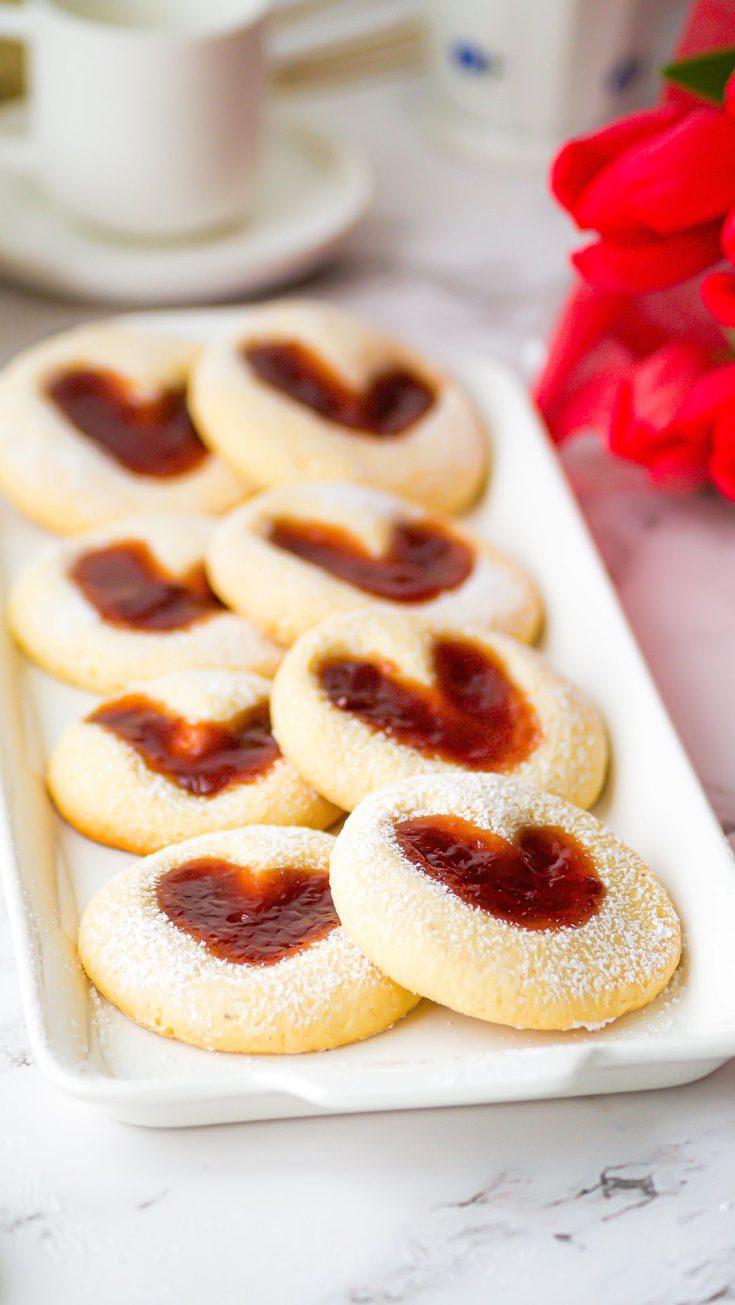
{"left": 2, "top": 77, "right": 735, "bottom": 1305}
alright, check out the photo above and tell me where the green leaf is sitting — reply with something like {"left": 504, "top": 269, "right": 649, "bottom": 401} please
{"left": 662, "top": 48, "right": 735, "bottom": 104}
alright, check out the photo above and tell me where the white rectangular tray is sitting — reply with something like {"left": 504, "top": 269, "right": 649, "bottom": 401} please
{"left": 2, "top": 306, "right": 735, "bottom": 1127}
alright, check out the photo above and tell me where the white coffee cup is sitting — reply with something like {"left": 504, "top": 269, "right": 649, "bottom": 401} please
{"left": 0, "top": 0, "right": 268, "bottom": 239}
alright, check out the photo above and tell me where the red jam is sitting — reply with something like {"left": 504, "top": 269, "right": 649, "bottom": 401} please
{"left": 46, "top": 368, "right": 207, "bottom": 477}
{"left": 244, "top": 340, "right": 434, "bottom": 436}
{"left": 394, "top": 815, "right": 605, "bottom": 930}
{"left": 156, "top": 858, "right": 338, "bottom": 965}
{"left": 70, "top": 541, "right": 223, "bottom": 631}
{"left": 89, "top": 694, "right": 279, "bottom": 796}
{"left": 319, "top": 637, "right": 539, "bottom": 770}
{"left": 267, "top": 518, "right": 473, "bottom": 603}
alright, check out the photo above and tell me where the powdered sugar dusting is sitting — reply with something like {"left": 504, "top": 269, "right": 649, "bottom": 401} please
{"left": 79, "top": 826, "right": 413, "bottom": 1050}
{"left": 49, "top": 668, "right": 338, "bottom": 851}
{"left": 331, "top": 775, "right": 681, "bottom": 1026}
{"left": 271, "top": 614, "right": 606, "bottom": 813}
{"left": 0, "top": 323, "right": 243, "bottom": 532}
{"left": 211, "top": 480, "right": 540, "bottom": 642}
{"left": 9, "top": 514, "right": 281, "bottom": 690}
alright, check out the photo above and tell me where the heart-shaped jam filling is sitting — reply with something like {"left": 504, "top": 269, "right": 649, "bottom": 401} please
{"left": 267, "top": 517, "right": 473, "bottom": 602}
{"left": 156, "top": 858, "right": 338, "bottom": 965}
{"left": 46, "top": 368, "right": 207, "bottom": 477}
{"left": 90, "top": 694, "right": 279, "bottom": 796}
{"left": 244, "top": 340, "right": 434, "bottom": 436}
{"left": 319, "top": 638, "right": 539, "bottom": 769}
{"left": 394, "top": 815, "right": 604, "bottom": 930}
{"left": 70, "top": 541, "right": 224, "bottom": 631}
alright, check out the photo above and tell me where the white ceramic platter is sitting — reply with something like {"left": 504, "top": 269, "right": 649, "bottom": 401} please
{"left": 0, "top": 108, "right": 371, "bottom": 305}
{"left": 2, "top": 306, "right": 734, "bottom": 1128}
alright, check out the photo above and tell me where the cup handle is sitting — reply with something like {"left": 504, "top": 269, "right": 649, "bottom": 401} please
{"left": 0, "top": 4, "right": 36, "bottom": 171}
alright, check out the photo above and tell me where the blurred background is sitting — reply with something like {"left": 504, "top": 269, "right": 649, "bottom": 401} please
{"left": 0, "top": 0, "right": 691, "bottom": 140}
{"left": 0, "top": 0, "right": 692, "bottom": 364}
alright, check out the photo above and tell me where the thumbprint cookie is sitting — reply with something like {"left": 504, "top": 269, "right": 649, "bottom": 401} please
{"left": 78, "top": 827, "right": 420, "bottom": 1054}
{"left": 0, "top": 324, "right": 248, "bottom": 533}
{"left": 207, "top": 483, "right": 542, "bottom": 647}
{"left": 189, "top": 300, "right": 488, "bottom": 514}
{"left": 48, "top": 670, "right": 339, "bottom": 854}
{"left": 330, "top": 775, "right": 682, "bottom": 1031}
{"left": 270, "top": 612, "right": 607, "bottom": 811}
{"left": 8, "top": 514, "right": 281, "bottom": 692}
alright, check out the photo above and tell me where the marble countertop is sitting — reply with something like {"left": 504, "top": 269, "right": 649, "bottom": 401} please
{"left": 2, "top": 77, "right": 735, "bottom": 1305}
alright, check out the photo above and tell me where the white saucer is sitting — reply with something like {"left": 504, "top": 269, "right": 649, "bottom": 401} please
{"left": 0, "top": 105, "right": 372, "bottom": 305}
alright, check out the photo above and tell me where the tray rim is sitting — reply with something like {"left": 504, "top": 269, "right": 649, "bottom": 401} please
{"left": 2, "top": 309, "right": 734, "bottom": 1123}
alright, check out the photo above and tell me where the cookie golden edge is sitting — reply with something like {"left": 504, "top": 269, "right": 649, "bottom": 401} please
{"left": 48, "top": 670, "right": 340, "bottom": 855}
{"left": 270, "top": 612, "right": 608, "bottom": 812}
{"left": 0, "top": 323, "right": 250, "bottom": 534}
{"left": 188, "top": 299, "right": 489, "bottom": 516}
{"left": 78, "top": 827, "right": 420, "bottom": 1055}
{"left": 329, "top": 775, "right": 682, "bottom": 1032}
{"left": 206, "top": 482, "right": 542, "bottom": 648}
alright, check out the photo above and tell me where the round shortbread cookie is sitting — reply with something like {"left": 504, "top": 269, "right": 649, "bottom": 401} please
{"left": 329, "top": 775, "right": 682, "bottom": 1031}
{"left": 8, "top": 514, "right": 281, "bottom": 691}
{"left": 270, "top": 612, "right": 607, "bottom": 811}
{"left": 207, "top": 482, "right": 542, "bottom": 647}
{"left": 189, "top": 300, "right": 488, "bottom": 514}
{"left": 78, "top": 826, "right": 420, "bottom": 1054}
{"left": 48, "top": 670, "right": 339, "bottom": 854}
{"left": 0, "top": 324, "right": 248, "bottom": 533}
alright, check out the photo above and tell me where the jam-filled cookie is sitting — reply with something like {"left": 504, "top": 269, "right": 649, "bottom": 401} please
{"left": 0, "top": 324, "right": 248, "bottom": 534}
{"left": 48, "top": 670, "right": 339, "bottom": 854}
{"left": 330, "top": 775, "right": 682, "bottom": 1031}
{"left": 78, "top": 827, "right": 420, "bottom": 1053}
{"left": 189, "top": 300, "right": 488, "bottom": 514}
{"left": 207, "top": 483, "right": 542, "bottom": 647}
{"left": 270, "top": 612, "right": 607, "bottom": 812}
{"left": 8, "top": 514, "right": 280, "bottom": 692}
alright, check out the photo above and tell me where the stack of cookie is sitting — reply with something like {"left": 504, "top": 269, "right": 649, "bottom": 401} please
{"left": 0, "top": 300, "right": 681, "bottom": 1054}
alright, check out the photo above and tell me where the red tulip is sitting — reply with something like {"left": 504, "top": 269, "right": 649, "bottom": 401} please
{"left": 700, "top": 148, "right": 735, "bottom": 326}
{"left": 552, "top": 101, "right": 735, "bottom": 293}
{"left": 535, "top": 280, "right": 726, "bottom": 440}
{"left": 711, "top": 405, "right": 735, "bottom": 497}
{"left": 573, "top": 225, "right": 723, "bottom": 294}
{"left": 720, "top": 204, "right": 735, "bottom": 265}
{"left": 552, "top": 106, "right": 683, "bottom": 223}
{"left": 701, "top": 268, "right": 735, "bottom": 326}
{"left": 541, "top": 7, "right": 735, "bottom": 500}
{"left": 608, "top": 343, "right": 711, "bottom": 487}
{"left": 608, "top": 344, "right": 735, "bottom": 492}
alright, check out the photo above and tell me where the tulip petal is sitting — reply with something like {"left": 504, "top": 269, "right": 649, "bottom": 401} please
{"left": 617, "top": 341, "right": 711, "bottom": 430}
{"left": 572, "top": 223, "right": 724, "bottom": 293}
{"left": 701, "top": 270, "right": 735, "bottom": 325}
{"left": 710, "top": 407, "right": 735, "bottom": 498}
{"left": 704, "top": 401, "right": 735, "bottom": 498}
{"left": 540, "top": 346, "right": 631, "bottom": 444}
{"left": 608, "top": 341, "right": 715, "bottom": 489}
{"left": 678, "top": 361, "right": 735, "bottom": 424}
{"left": 550, "top": 106, "right": 684, "bottom": 220}
{"left": 609, "top": 400, "right": 711, "bottom": 489}
{"left": 720, "top": 206, "right": 735, "bottom": 264}
{"left": 575, "top": 108, "right": 735, "bottom": 236}
{"left": 608, "top": 381, "right": 644, "bottom": 462}
{"left": 533, "top": 282, "right": 627, "bottom": 415}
